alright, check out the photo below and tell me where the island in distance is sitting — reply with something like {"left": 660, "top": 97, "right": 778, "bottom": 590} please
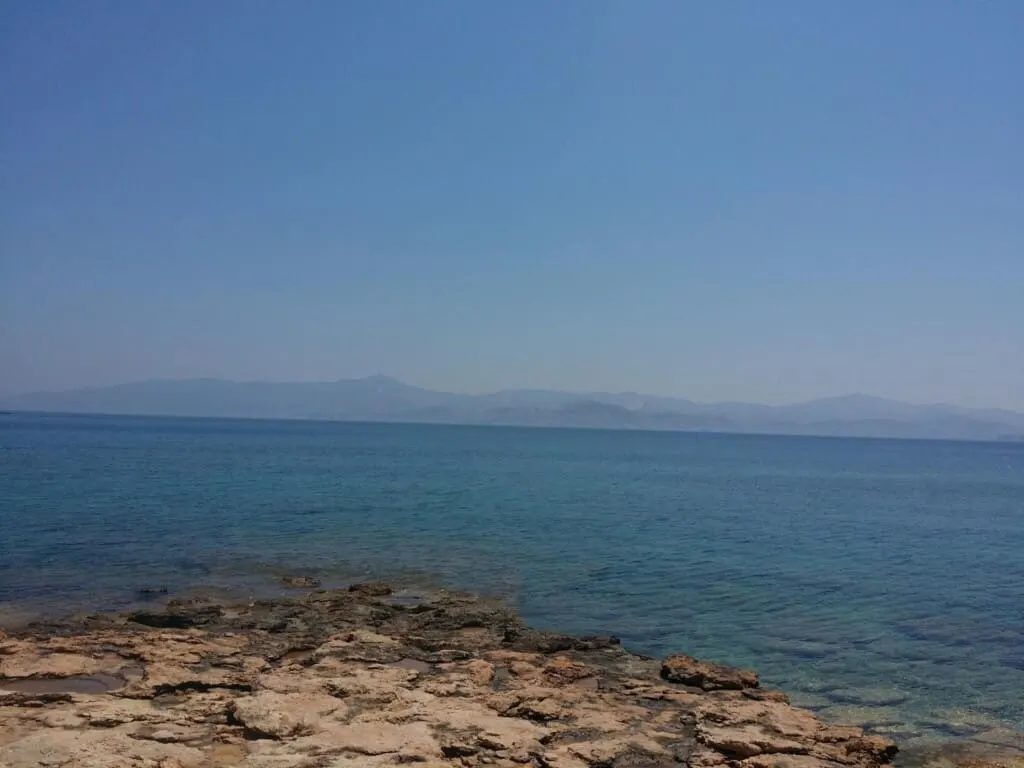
{"left": 5, "top": 376, "right": 1024, "bottom": 442}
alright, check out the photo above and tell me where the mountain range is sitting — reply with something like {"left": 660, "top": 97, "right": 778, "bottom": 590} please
{"left": 4, "top": 376, "right": 1024, "bottom": 442}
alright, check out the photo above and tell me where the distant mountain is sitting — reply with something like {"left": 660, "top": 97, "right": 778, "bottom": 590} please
{"left": 1, "top": 376, "right": 458, "bottom": 421}
{"left": 4, "top": 377, "right": 1023, "bottom": 441}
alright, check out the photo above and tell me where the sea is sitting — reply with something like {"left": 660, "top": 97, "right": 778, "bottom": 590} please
{"left": 1, "top": 412, "right": 1022, "bottom": 749}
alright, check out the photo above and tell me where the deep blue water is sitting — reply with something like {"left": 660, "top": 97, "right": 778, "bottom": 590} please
{"left": 2, "top": 412, "right": 1023, "bottom": 746}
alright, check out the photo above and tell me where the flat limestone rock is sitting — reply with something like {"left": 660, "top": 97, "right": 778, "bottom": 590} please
{"left": 0, "top": 651, "right": 106, "bottom": 679}
{"left": 229, "top": 691, "right": 344, "bottom": 738}
{"left": 0, "top": 586, "right": 911, "bottom": 768}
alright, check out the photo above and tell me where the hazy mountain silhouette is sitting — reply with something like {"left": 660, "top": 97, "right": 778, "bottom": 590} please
{"left": 4, "top": 376, "right": 1023, "bottom": 441}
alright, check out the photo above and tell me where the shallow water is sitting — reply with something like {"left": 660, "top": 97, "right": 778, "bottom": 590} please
{"left": 1, "top": 412, "right": 1022, "bottom": 745}
{"left": 0, "top": 674, "right": 125, "bottom": 694}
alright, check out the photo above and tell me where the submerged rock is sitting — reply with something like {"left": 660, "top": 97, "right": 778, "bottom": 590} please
{"left": 134, "top": 587, "right": 169, "bottom": 601}
{"left": 279, "top": 575, "right": 322, "bottom": 588}
{"left": 828, "top": 686, "right": 909, "bottom": 707}
{"left": 900, "top": 740, "right": 1024, "bottom": 768}
{"left": 348, "top": 581, "right": 394, "bottom": 596}
{"left": 127, "top": 604, "right": 222, "bottom": 628}
{"left": 0, "top": 586, "right": 900, "bottom": 768}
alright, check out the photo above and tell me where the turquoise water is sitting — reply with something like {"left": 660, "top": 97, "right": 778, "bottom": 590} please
{"left": 2, "top": 412, "right": 1022, "bottom": 745}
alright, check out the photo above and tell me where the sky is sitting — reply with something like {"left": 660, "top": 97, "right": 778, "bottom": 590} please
{"left": 2, "top": 1, "right": 1022, "bottom": 409}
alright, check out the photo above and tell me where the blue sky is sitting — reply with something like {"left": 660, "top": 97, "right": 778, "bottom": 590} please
{"left": 2, "top": 1, "right": 1022, "bottom": 408}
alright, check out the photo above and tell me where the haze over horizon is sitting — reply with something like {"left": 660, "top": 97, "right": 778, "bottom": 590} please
{"left": 3, "top": 2, "right": 1022, "bottom": 409}
{"left": 8, "top": 372, "right": 1024, "bottom": 414}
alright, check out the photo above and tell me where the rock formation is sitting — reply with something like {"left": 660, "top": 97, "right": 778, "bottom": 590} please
{"left": 0, "top": 584, "right": 902, "bottom": 767}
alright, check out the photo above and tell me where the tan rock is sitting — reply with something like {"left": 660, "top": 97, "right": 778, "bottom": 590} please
{"left": 0, "top": 652, "right": 104, "bottom": 678}
{"left": 508, "top": 660, "right": 542, "bottom": 680}
{"left": 464, "top": 658, "right": 495, "bottom": 685}
{"left": 0, "top": 587, "right": 900, "bottom": 768}
{"left": 328, "top": 721, "right": 440, "bottom": 759}
{"left": 319, "top": 662, "right": 418, "bottom": 698}
{"left": 567, "top": 736, "right": 668, "bottom": 764}
{"left": 131, "top": 722, "right": 212, "bottom": 744}
{"left": 511, "top": 695, "right": 563, "bottom": 721}
{"left": 29, "top": 709, "right": 86, "bottom": 729}
{"left": 741, "top": 754, "right": 836, "bottom": 768}
{"left": 441, "top": 707, "right": 548, "bottom": 753}
{"left": 695, "top": 694, "right": 898, "bottom": 767}
{"left": 697, "top": 697, "right": 820, "bottom": 757}
{"left": 229, "top": 691, "right": 343, "bottom": 738}
{"left": 205, "top": 742, "right": 247, "bottom": 765}
{"left": 0, "top": 729, "right": 206, "bottom": 768}
{"left": 483, "top": 650, "right": 543, "bottom": 666}
{"left": 486, "top": 692, "right": 522, "bottom": 713}
{"left": 543, "top": 656, "right": 595, "bottom": 686}
{"left": 663, "top": 653, "right": 760, "bottom": 691}
{"left": 74, "top": 696, "right": 166, "bottom": 728}
{"left": 538, "top": 749, "right": 591, "bottom": 768}
{"left": 314, "top": 630, "right": 398, "bottom": 657}
{"left": 122, "top": 661, "right": 250, "bottom": 697}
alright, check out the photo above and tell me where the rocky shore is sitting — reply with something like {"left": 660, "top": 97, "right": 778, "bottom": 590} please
{"left": 0, "top": 584, "right": 1005, "bottom": 768}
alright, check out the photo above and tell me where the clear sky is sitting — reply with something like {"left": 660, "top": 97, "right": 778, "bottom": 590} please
{"left": 2, "top": 1, "right": 1022, "bottom": 408}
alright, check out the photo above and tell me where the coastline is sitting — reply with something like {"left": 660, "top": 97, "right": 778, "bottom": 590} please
{"left": 0, "top": 583, "right": 1019, "bottom": 768}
